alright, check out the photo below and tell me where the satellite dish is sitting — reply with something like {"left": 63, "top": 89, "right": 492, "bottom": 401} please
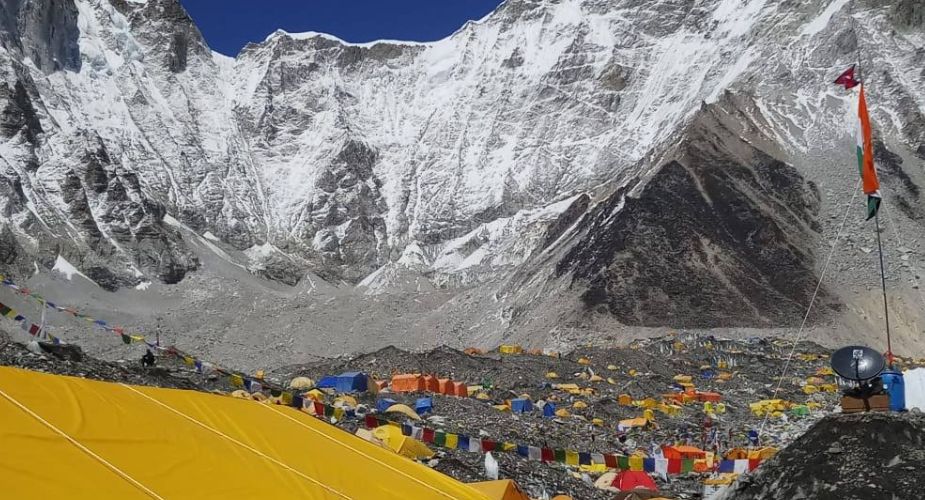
{"left": 831, "top": 345, "right": 885, "bottom": 382}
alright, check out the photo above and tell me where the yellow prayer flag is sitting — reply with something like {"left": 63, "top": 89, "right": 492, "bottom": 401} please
{"left": 281, "top": 392, "right": 293, "bottom": 405}
{"left": 231, "top": 374, "right": 244, "bottom": 388}
{"left": 566, "top": 451, "right": 579, "bottom": 466}
{"left": 183, "top": 356, "right": 194, "bottom": 367}
{"left": 502, "top": 442, "right": 516, "bottom": 452}
{"left": 629, "top": 455, "right": 644, "bottom": 471}
{"left": 333, "top": 408, "right": 345, "bottom": 421}
{"left": 445, "top": 434, "right": 458, "bottom": 449}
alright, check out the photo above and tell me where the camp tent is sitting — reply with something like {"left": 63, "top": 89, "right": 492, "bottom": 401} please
{"left": 316, "top": 375, "right": 338, "bottom": 389}
{"left": 511, "top": 398, "right": 533, "bottom": 414}
{"left": 377, "top": 398, "right": 398, "bottom": 413}
{"left": 424, "top": 375, "right": 440, "bottom": 392}
{"left": 724, "top": 447, "right": 748, "bottom": 460}
{"left": 469, "top": 479, "right": 531, "bottom": 500}
{"left": 612, "top": 470, "right": 658, "bottom": 491}
{"left": 662, "top": 445, "right": 706, "bottom": 460}
{"left": 391, "top": 374, "right": 425, "bottom": 393}
{"left": 288, "top": 376, "right": 314, "bottom": 389}
{"left": 385, "top": 404, "right": 422, "bottom": 421}
{"left": 748, "top": 447, "right": 778, "bottom": 460}
{"left": 415, "top": 397, "right": 434, "bottom": 415}
{"left": 371, "top": 426, "right": 435, "bottom": 460}
{"left": 0, "top": 366, "right": 487, "bottom": 499}
{"left": 543, "top": 402, "right": 556, "bottom": 418}
{"left": 332, "top": 372, "right": 368, "bottom": 393}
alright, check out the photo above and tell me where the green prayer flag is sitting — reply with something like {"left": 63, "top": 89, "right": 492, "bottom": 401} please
{"left": 434, "top": 431, "right": 446, "bottom": 447}
{"left": 121, "top": 334, "right": 132, "bottom": 345}
{"left": 618, "top": 456, "right": 630, "bottom": 470}
{"left": 554, "top": 449, "right": 566, "bottom": 463}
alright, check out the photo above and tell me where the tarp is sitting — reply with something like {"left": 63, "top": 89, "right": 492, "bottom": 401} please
{"left": 469, "top": 479, "right": 531, "bottom": 500}
{"left": 0, "top": 366, "right": 487, "bottom": 500}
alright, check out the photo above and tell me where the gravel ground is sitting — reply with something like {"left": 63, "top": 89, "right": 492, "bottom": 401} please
{"left": 721, "top": 412, "right": 925, "bottom": 500}
{"left": 11, "top": 328, "right": 912, "bottom": 499}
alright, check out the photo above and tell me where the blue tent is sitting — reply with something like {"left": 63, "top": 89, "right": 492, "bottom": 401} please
{"left": 334, "top": 372, "right": 368, "bottom": 393}
{"left": 542, "top": 402, "right": 555, "bottom": 418}
{"left": 511, "top": 398, "right": 533, "bottom": 414}
{"left": 376, "top": 398, "right": 397, "bottom": 413}
{"left": 414, "top": 397, "right": 433, "bottom": 415}
{"left": 316, "top": 376, "right": 338, "bottom": 389}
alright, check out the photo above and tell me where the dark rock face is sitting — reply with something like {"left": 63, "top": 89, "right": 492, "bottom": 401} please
{"left": 0, "top": 80, "right": 43, "bottom": 143}
{"left": 891, "top": 0, "right": 925, "bottom": 30}
{"left": 304, "top": 140, "right": 387, "bottom": 282}
{"left": 557, "top": 101, "right": 824, "bottom": 328}
{"left": 0, "top": 0, "right": 81, "bottom": 74}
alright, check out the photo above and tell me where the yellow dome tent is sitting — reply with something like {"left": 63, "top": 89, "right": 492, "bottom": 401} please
{"left": 288, "top": 376, "right": 315, "bottom": 389}
{"left": 371, "top": 425, "right": 435, "bottom": 460}
{"left": 0, "top": 366, "right": 487, "bottom": 499}
{"left": 384, "top": 403, "right": 422, "bottom": 421}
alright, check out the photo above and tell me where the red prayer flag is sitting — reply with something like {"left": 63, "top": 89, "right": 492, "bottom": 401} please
{"left": 834, "top": 65, "right": 860, "bottom": 90}
{"left": 422, "top": 428, "right": 435, "bottom": 443}
{"left": 541, "top": 448, "right": 554, "bottom": 462}
{"left": 28, "top": 324, "right": 40, "bottom": 336}
{"left": 364, "top": 415, "right": 378, "bottom": 428}
{"left": 749, "top": 458, "right": 761, "bottom": 471}
{"left": 481, "top": 440, "right": 496, "bottom": 452}
{"left": 667, "top": 459, "right": 682, "bottom": 474}
{"left": 604, "top": 454, "right": 618, "bottom": 468}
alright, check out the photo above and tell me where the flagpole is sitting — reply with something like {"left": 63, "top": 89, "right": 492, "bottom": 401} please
{"left": 848, "top": 6, "right": 893, "bottom": 366}
{"left": 874, "top": 212, "right": 893, "bottom": 368}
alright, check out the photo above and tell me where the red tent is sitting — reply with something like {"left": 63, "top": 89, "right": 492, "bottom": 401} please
{"left": 611, "top": 471, "right": 658, "bottom": 492}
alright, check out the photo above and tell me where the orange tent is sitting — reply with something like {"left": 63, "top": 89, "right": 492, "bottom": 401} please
{"left": 662, "top": 445, "right": 706, "bottom": 460}
{"left": 375, "top": 380, "right": 389, "bottom": 391}
{"left": 612, "top": 470, "right": 658, "bottom": 492}
{"left": 438, "top": 378, "right": 453, "bottom": 394}
{"left": 697, "top": 392, "right": 722, "bottom": 402}
{"left": 423, "top": 375, "right": 440, "bottom": 393}
{"left": 391, "top": 374, "right": 425, "bottom": 393}
{"left": 452, "top": 381, "right": 469, "bottom": 397}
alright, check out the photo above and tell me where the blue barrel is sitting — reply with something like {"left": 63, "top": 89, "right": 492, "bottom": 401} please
{"left": 881, "top": 371, "right": 906, "bottom": 411}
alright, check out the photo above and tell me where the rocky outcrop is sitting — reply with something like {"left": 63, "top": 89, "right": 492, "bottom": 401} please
{"left": 0, "top": 0, "right": 81, "bottom": 73}
{"left": 558, "top": 98, "right": 825, "bottom": 328}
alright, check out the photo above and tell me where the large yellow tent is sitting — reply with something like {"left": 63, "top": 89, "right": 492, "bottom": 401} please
{"left": 0, "top": 366, "right": 488, "bottom": 499}
{"left": 470, "top": 480, "right": 532, "bottom": 500}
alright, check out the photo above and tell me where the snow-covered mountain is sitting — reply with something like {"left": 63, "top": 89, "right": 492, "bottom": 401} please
{"left": 1, "top": 0, "right": 923, "bottom": 363}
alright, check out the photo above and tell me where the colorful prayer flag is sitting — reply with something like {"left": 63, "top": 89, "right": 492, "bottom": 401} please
{"left": 230, "top": 374, "right": 244, "bottom": 388}
{"left": 565, "top": 451, "right": 579, "bottom": 466}
{"left": 445, "top": 433, "right": 458, "bottom": 449}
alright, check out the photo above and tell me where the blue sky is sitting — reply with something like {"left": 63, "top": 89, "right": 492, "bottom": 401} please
{"left": 179, "top": 0, "right": 506, "bottom": 56}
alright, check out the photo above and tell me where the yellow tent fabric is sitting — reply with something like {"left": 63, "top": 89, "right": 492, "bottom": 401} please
{"left": 0, "top": 366, "right": 487, "bottom": 500}
{"left": 372, "top": 425, "right": 435, "bottom": 460}
{"left": 469, "top": 480, "right": 531, "bottom": 500}
{"left": 385, "top": 403, "right": 423, "bottom": 421}
{"left": 288, "top": 376, "right": 315, "bottom": 389}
